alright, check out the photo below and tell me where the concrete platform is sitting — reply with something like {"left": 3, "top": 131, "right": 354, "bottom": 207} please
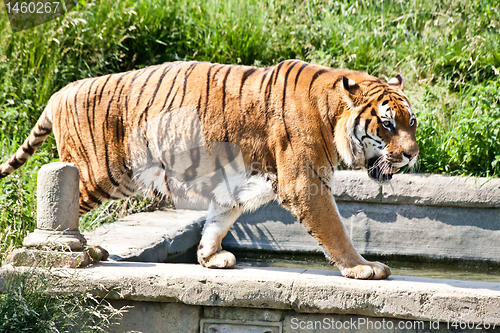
{"left": 2, "top": 262, "right": 499, "bottom": 332}
{"left": 84, "top": 209, "right": 206, "bottom": 262}
{"left": 81, "top": 171, "right": 500, "bottom": 265}
{"left": 223, "top": 171, "right": 500, "bottom": 262}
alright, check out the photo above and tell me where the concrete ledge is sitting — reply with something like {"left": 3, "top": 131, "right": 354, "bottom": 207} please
{"left": 223, "top": 201, "right": 500, "bottom": 261}
{"left": 332, "top": 170, "right": 500, "bottom": 208}
{"left": 84, "top": 209, "right": 206, "bottom": 262}
{"left": 2, "top": 262, "right": 498, "bottom": 326}
{"left": 223, "top": 171, "right": 500, "bottom": 262}
{"left": 82, "top": 171, "right": 500, "bottom": 264}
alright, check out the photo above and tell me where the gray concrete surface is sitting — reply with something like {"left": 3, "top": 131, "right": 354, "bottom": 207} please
{"left": 23, "top": 162, "right": 86, "bottom": 251}
{"left": 223, "top": 171, "right": 500, "bottom": 261}
{"left": 332, "top": 170, "right": 500, "bottom": 208}
{"left": 223, "top": 201, "right": 500, "bottom": 261}
{"left": 84, "top": 209, "right": 206, "bottom": 262}
{"left": 36, "top": 162, "right": 80, "bottom": 231}
{"left": 2, "top": 262, "right": 498, "bottom": 331}
{"left": 83, "top": 170, "right": 500, "bottom": 264}
{"left": 108, "top": 301, "right": 201, "bottom": 333}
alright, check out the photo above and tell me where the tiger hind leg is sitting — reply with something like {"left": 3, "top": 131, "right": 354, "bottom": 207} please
{"left": 197, "top": 201, "right": 244, "bottom": 269}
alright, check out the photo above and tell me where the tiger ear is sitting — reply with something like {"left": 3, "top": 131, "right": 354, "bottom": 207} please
{"left": 341, "top": 76, "right": 362, "bottom": 108}
{"left": 342, "top": 76, "right": 361, "bottom": 95}
{"left": 388, "top": 73, "right": 404, "bottom": 91}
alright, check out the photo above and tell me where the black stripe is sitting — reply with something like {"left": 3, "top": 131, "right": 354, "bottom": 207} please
{"left": 96, "top": 74, "right": 112, "bottom": 104}
{"left": 212, "top": 65, "right": 225, "bottom": 79}
{"left": 203, "top": 64, "right": 217, "bottom": 119}
{"left": 294, "top": 62, "right": 309, "bottom": 91}
{"left": 143, "top": 64, "right": 174, "bottom": 116}
{"left": 136, "top": 66, "right": 162, "bottom": 107}
{"left": 85, "top": 78, "right": 99, "bottom": 154}
{"left": 22, "top": 144, "right": 35, "bottom": 155}
{"left": 259, "top": 69, "right": 270, "bottom": 92}
{"left": 308, "top": 69, "right": 328, "bottom": 97}
{"left": 264, "top": 68, "right": 277, "bottom": 120}
{"left": 325, "top": 95, "right": 335, "bottom": 134}
{"left": 179, "top": 62, "right": 199, "bottom": 108}
{"left": 9, "top": 156, "right": 23, "bottom": 169}
{"left": 364, "top": 118, "right": 372, "bottom": 134}
{"left": 353, "top": 108, "right": 367, "bottom": 142}
{"left": 366, "top": 87, "right": 383, "bottom": 98}
{"left": 73, "top": 81, "right": 85, "bottom": 116}
{"left": 79, "top": 177, "right": 107, "bottom": 210}
{"left": 280, "top": 62, "right": 300, "bottom": 149}
{"left": 36, "top": 123, "right": 51, "bottom": 133}
{"left": 377, "top": 91, "right": 389, "bottom": 101}
{"left": 80, "top": 200, "right": 94, "bottom": 213}
{"left": 126, "top": 68, "right": 147, "bottom": 115}
{"left": 33, "top": 129, "right": 51, "bottom": 137}
{"left": 273, "top": 61, "right": 286, "bottom": 85}
{"left": 221, "top": 66, "right": 232, "bottom": 113}
{"left": 311, "top": 166, "right": 332, "bottom": 193}
{"left": 103, "top": 142, "right": 120, "bottom": 187}
{"left": 360, "top": 117, "right": 382, "bottom": 144}
{"left": 281, "top": 61, "right": 300, "bottom": 111}
{"left": 116, "top": 72, "right": 133, "bottom": 103}
{"left": 360, "top": 133, "right": 382, "bottom": 145}
{"left": 116, "top": 73, "right": 128, "bottom": 103}
{"left": 319, "top": 130, "right": 335, "bottom": 171}
{"left": 160, "top": 67, "right": 183, "bottom": 111}
{"left": 116, "top": 114, "right": 123, "bottom": 146}
{"left": 103, "top": 83, "right": 122, "bottom": 188}
{"left": 239, "top": 67, "right": 257, "bottom": 97}
{"left": 165, "top": 90, "right": 179, "bottom": 114}
{"left": 221, "top": 66, "right": 233, "bottom": 142}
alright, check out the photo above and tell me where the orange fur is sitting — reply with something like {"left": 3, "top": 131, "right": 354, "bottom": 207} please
{"left": 0, "top": 60, "right": 418, "bottom": 279}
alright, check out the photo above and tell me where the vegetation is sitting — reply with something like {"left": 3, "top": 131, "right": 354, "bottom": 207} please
{"left": 0, "top": 0, "right": 499, "bottom": 257}
{"left": 0, "top": 268, "right": 124, "bottom": 332}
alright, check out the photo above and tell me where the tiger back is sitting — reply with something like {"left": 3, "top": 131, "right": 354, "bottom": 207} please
{"left": 0, "top": 60, "right": 418, "bottom": 280}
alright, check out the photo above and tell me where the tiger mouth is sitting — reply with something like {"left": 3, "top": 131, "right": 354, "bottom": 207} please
{"left": 366, "top": 157, "right": 400, "bottom": 183}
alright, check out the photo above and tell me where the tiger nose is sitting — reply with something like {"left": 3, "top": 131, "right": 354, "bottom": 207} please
{"left": 403, "top": 152, "right": 418, "bottom": 160}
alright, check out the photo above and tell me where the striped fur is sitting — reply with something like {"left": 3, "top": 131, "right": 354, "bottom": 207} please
{"left": 0, "top": 60, "right": 418, "bottom": 279}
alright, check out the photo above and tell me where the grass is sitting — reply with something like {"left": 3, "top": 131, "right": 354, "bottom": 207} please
{"left": 0, "top": 267, "right": 125, "bottom": 332}
{"left": 0, "top": 0, "right": 499, "bottom": 259}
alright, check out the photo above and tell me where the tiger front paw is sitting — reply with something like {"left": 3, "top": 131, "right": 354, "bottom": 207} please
{"left": 340, "top": 261, "right": 391, "bottom": 280}
{"left": 198, "top": 248, "right": 236, "bottom": 269}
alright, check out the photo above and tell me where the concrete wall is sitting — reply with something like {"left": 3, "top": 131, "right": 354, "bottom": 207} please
{"left": 223, "top": 171, "right": 500, "bottom": 262}
{"left": 85, "top": 171, "right": 500, "bottom": 264}
{"left": 4, "top": 168, "right": 500, "bottom": 333}
{"left": 3, "top": 262, "right": 498, "bottom": 333}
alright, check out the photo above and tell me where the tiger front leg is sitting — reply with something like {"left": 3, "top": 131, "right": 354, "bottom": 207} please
{"left": 279, "top": 172, "right": 391, "bottom": 280}
{"left": 197, "top": 201, "right": 244, "bottom": 269}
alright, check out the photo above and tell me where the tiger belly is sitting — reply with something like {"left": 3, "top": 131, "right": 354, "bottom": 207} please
{"left": 127, "top": 103, "right": 276, "bottom": 211}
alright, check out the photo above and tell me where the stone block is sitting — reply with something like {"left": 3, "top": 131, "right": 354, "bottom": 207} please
{"left": 200, "top": 319, "right": 282, "bottom": 333}
{"left": 222, "top": 200, "right": 500, "bottom": 262}
{"left": 84, "top": 209, "right": 206, "bottom": 262}
{"left": 23, "top": 162, "right": 86, "bottom": 251}
{"left": 108, "top": 300, "right": 201, "bottom": 333}
{"left": 203, "top": 306, "right": 284, "bottom": 322}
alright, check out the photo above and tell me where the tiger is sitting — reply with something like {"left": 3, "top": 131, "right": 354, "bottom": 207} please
{"left": 0, "top": 60, "right": 418, "bottom": 279}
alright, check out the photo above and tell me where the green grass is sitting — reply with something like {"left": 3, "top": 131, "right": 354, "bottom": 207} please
{"left": 0, "top": 268, "right": 125, "bottom": 332}
{"left": 0, "top": 0, "right": 499, "bottom": 259}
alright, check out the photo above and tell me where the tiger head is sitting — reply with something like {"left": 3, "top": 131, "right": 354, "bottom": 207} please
{"left": 334, "top": 73, "right": 419, "bottom": 183}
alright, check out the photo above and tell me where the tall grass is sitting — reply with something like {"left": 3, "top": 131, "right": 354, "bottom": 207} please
{"left": 0, "top": 0, "right": 499, "bottom": 258}
{"left": 0, "top": 268, "right": 125, "bottom": 332}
